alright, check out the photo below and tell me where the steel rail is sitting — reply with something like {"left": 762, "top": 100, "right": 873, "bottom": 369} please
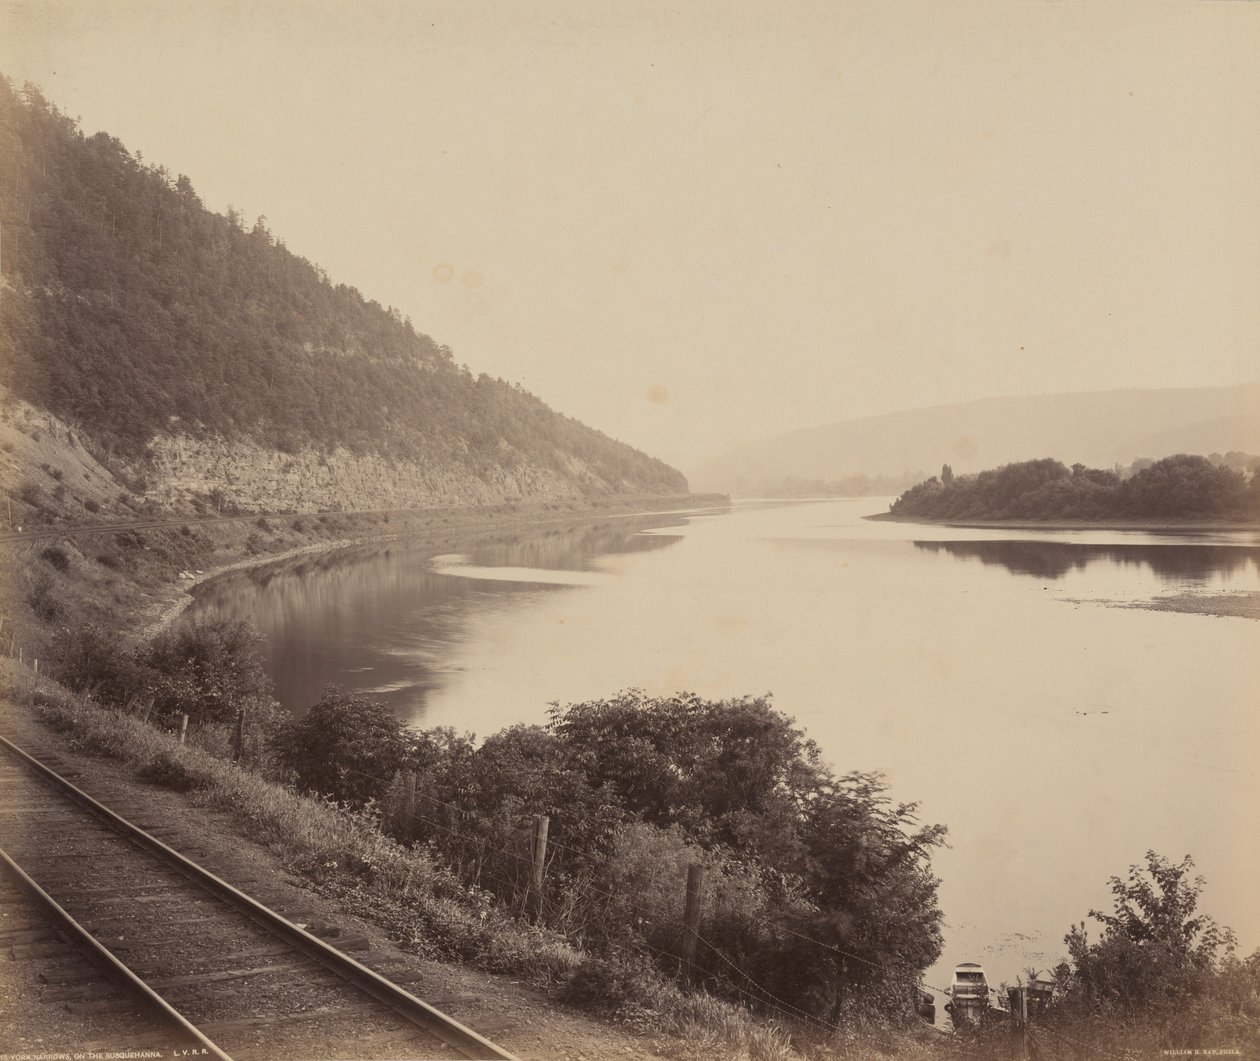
{"left": 0, "top": 844, "right": 234, "bottom": 1061}
{"left": 0, "top": 733, "right": 519, "bottom": 1061}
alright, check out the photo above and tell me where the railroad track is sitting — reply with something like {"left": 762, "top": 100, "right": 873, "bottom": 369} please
{"left": 0, "top": 860, "right": 180, "bottom": 1053}
{"left": 0, "top": 734, "right": 518, "bottom": 1061}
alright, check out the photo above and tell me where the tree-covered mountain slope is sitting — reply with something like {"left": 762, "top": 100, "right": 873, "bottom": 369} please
{"left": 0, "top": 78, "right": 686, "bottom": 513}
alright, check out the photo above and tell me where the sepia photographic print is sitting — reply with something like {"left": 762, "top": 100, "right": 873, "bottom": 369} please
{"left": 0, "top": 2, "right": 1257, "bottom": 1059}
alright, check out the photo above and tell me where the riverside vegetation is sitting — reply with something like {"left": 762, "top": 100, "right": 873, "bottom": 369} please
{"left": 8, "top": 621, "right": 1259, "bottom": 1059}
{"left": 889, "top": 454, "right": 1260, "bottom": 523}
{"left": 27, "top": 612, "right": 951, "bottom": 1036}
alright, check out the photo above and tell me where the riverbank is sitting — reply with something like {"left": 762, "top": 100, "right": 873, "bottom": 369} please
{"left": 0, "top": 674, "right": 818, "bottom": 1061}
{"left": 0, "top": 654, "right": 947, "bottom": 1061}
{"left": 137, "top": 495, "right": 728, "bottom": 639}
{"left": 866, "top": 511, "right": 1260, "bottom": 533}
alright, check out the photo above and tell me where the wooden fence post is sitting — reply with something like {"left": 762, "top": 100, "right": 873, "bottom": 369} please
{"left": 527, "top": 814, "right": 550, "bottom": 922}
{"left": 232, "top": 707, "right": 246, "bottom": 762}
{"left": 178, "top": 713, "right": 189, "bottom": 745}
{"left": 1007, "top": 985, "right": 1028, "bottom": 1060}
{"left": 682, "top": 863, "right": 705, "bottom": 986}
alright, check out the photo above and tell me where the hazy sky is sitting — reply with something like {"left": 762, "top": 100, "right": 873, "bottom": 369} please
{"left": 2, "top": 1, "right": 1257, "bottom": 469}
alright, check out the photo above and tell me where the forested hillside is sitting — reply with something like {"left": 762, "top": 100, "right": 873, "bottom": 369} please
{"left": 888, "top": 455, "right": 1260, "bottom": 522}
{"left": 0, "top": 78, "right": 686, "bottom": 510}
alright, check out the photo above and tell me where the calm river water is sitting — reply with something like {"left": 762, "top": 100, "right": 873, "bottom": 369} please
{"left": 184, "top": 499, "right": 1260, "bottom": 994}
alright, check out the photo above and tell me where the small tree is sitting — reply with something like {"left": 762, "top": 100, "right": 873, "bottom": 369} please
{"left": 1061, "top": 851, "right": 1235, "bottom": 1011}
{"left": 276, "top": 687, "right": 407, "bottom": 807}
{"left": 142, "top": 619, "right": 272, "bottom": 726}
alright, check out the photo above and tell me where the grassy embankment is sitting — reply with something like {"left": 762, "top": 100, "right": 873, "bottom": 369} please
{"left": 0, "top": 660, "right": 810, "bottom": 1061}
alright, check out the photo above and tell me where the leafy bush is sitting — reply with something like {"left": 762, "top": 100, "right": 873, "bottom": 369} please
{"left": 141, "top": 619, "right": 273, "bottom": 726}
{"left": 55, "top": 623, "right": 153, "bottom": 706}
{"left": 40, "top": 545, "right": 70, "bottom": 571}
{"left": 378, "top": 691, "right": 947, "bottom": 1021}
{"left": 945, "top": 853, "right": 1260, "bottom": 1060}
{"left": 276, "top": 688, "right": 408, "bottom": 806}
{"left": 25, "top": 571, "right": 61, "bottom": 621}
{"left": 1059, "top": 852, "right": 1237, "bottom": 1011}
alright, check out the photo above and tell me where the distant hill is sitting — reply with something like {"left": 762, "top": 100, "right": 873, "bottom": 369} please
{"left": 0, "top": 78, "right": 687, "bottom": 515}
{"left": 691, "top": 385, "right": 1260, "bottom": 496}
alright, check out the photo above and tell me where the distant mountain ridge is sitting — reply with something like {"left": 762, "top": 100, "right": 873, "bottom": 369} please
{"left": 691, "top": 385, "right": 1260, "bottom": 496}
{"left": 0, "top": 78, "right": 687, "bottom": 513}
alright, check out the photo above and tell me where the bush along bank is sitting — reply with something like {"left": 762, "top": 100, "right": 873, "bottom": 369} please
{"left": 4, "top": 622, "right": 949, "bottom": 1058}
{"left": 279, "top": 688, "right": 949, "bottom": 1026}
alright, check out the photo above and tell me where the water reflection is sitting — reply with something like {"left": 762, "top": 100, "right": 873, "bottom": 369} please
{"left": 183, "top": 515, "right": 685, "bottom": 718}
{"left": 912, "top": 540, "right": 1260, "bottom": 582}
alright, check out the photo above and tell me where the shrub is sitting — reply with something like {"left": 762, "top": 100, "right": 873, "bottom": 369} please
{"left": 54, "top": 623, "right": 154, "bottom": 707}
{"left": 83, "top": 498, "right": 99, "bottom": 513}
{"left": 136, "top": 750, "right": 206, "bottom": 792}
{"left": 26, "top": 572, "right": 61, "bottom": 622}
{"left": 1060, "top": 852, "right": 1237, "bottom": 1011}
{"left": 141, "top": 619, "right": 273, "bottom": 726}
{"left": 40, "top": 545, "right": 70, "bottom": 571}
{"left": 276, "top": 688, "right": 408, "bottom": 807}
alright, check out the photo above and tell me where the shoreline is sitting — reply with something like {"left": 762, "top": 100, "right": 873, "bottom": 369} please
{"left": 138, "top": 531, "right": 406, "bottom": 639}
{"left": 865, "top": 511, "right": 1260, "bottom": 533}
{"left": 138, "top": 497, "right": 729, "bottom": 639}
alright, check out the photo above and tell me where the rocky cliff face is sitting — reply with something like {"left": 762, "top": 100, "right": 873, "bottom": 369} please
{"left": 146, "top": 434, "right": 615, "bottom": 513}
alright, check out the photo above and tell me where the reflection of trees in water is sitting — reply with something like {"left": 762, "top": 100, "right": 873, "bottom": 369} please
{"left": 465, "top": 517, "right": 684, "bottom": 570}
{"left": 180, "top": 515, "right": 687, "bottom": 719}
{"left": 913, "top": 540, "right": 1260, "bottom": 582}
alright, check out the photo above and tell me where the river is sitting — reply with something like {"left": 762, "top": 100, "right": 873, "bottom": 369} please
{"left": 183, "top": 498, "right": 1260, "bottom": 996}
